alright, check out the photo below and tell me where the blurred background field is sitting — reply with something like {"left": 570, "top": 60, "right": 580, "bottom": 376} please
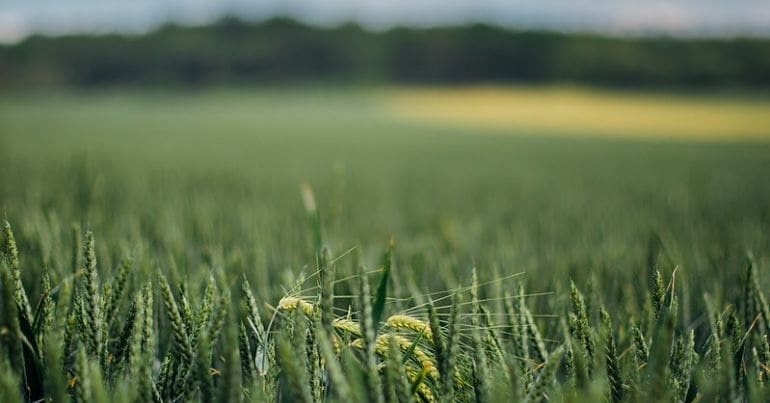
{"left": 384, "top": 86, "right": 770, "bottom": 140}
{"left": 3, "top": 0, "right": 770, "bottom": 331}
{"left": 3, "top": 85, "right": 770, "bottom": 297}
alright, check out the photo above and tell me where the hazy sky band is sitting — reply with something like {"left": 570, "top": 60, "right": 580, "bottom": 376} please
{"left": 2, "top": 0, "right": 770, "bottom": 43}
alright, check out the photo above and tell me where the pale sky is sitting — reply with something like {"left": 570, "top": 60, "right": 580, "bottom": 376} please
{"left": 2, "top": 0, "right": 770, "bottom": 43}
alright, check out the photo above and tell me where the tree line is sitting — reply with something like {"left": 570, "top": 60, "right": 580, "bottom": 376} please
{"left": 2, "top": 17, "right": 769, "bottom": 89}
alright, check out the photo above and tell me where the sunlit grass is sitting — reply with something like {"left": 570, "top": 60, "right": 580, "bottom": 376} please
{"left": 382, "top": 86, "right": 770, "bottom": 141}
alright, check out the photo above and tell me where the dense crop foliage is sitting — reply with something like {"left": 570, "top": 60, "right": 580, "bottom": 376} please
{"left": 2, "top": 90, "right": 770, "bottom": 402}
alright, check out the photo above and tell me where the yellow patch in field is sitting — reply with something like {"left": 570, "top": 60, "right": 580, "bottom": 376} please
{"left": 381, "top": 86, "right": 770, "bottom": 141}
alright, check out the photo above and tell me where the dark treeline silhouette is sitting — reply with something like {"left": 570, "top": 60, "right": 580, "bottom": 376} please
{"left": 2, "top": 17, "right": 770, "bottom": 89}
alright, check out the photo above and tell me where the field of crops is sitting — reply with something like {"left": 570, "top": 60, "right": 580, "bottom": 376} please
{"left": 2, "top": 87, "right": 770, "bottom": 402}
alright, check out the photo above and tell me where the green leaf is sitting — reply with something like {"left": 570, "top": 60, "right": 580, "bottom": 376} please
{"left": 371, "top": 240, "right": 393, "bottom": 327}
{"left": 402, "top": 325, "right": 426, "bottom": 365}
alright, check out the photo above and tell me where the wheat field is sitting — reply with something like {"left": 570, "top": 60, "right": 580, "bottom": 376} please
{"left": 2, "top": 88, "right": 770, "bottom": 402}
